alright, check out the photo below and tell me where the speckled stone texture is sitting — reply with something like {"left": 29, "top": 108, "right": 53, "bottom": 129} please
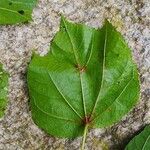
{"left": 0, "top": 0, "right": 149, "bottom": 150}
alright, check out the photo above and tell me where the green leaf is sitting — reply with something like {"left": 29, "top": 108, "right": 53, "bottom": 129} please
{"left": 0, "top": 0, "right": 37, "bottom": 24}
{"left": 125, "top": 126, "right": 150, "bottom": 150}
{"left": 27, "top": 17, "right": 140, "bottom": 145}
{"left": 0, "top": 63, "right": 8, "bottom": 118}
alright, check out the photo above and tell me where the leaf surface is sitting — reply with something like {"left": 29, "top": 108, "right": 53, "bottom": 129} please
{"left": 0, "top": 0, "right": 37, "bottom": 24}
{"left": 27, "top": 17, "right": 140, "bottom": 138}
{"left": 0, "top": 63, "right": 8, "bottom": 118}
{"left": 125, "top": 126, "right": 150, "bottom": 150}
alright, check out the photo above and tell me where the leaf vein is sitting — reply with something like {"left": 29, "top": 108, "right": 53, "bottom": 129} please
{"left": 62, "top": 18, "right": 87, "bottom": 118}
{"left": 0, "top": 7, "right": 29, "bottom": 20}
{"left": 48, "top": 72, "right": 83, "bottom": 120}
{"left": 32, "top": 95, "right": 78, "bottom": 124}
{"left": 94, "top": 68, "right": 134, "bottom": 121}
{"left": 142, "top": 135, "right": 150, "bottom": 150}
{"left": 90, "top": 23, "right": 108, "bottom": 117}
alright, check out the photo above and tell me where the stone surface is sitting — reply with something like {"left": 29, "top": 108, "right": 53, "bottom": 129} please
{"left": 0, "top": 0, "right": 149, "bottom": 150}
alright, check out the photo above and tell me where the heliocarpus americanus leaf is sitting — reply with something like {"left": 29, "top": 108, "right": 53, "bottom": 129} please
{"left": 125, "top": 126, "right": 150, "bottom": 150}
{"left": 0, "top": 63, "right": 8, "bottom": 118}
{"left": 0, "top": 0, "right": 37, "bottom": 24}
{"left": 27, "top": 17, "right": 140, "bottom": 148}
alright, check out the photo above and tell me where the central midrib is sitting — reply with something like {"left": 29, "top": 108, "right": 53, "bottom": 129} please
{"left": 62, "top": 18, "right": 87, "bottom": 120}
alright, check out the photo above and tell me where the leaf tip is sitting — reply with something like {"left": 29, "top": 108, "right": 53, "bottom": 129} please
{"left": 30, "top": 49, "right": 38, "bottom": 60}
{"left": 60, "top": 15, "right": 67, "bottom": 24}
{"left": 102, "top": 19, "right": 118, "bottom": 33}
{"left": 103, "top": 19, "right": 112, "bottom": 27}
{"left": 60, "top": 15, "right": 70, "bottom": 31}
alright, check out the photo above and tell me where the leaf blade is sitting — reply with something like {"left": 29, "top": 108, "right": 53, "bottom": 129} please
{"left": 27, "top": 17, "right": 140, "bottom": 138}
{"left": 125, "top": 126, "right": 150, "bottom": 150}
{"left": 0, "top": 63, "right": 8, "bottom": 118}
{"left": 0, "top": 0, "right": 37, "bottom": 24}
{"left": 91, "top": 21, "right": 140, "bottom": 127}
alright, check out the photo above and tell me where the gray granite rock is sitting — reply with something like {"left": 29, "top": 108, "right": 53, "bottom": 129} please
{"left": 0, "top": 0, "right": 149, "bottom": 150}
